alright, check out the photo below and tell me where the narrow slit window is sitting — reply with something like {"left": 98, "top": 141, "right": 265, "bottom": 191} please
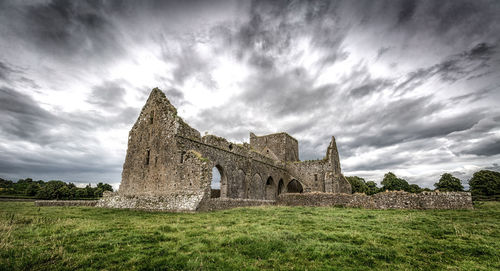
{"left": 146, "top": 150, "right": 150, "bottom": 165}
{"left": 150, "top": 111, "right": 154, "bottom": 124}
{"left": 314, "top": 174, "right": 318, "bottom": 182}
{"left": 180, "top": 151, "right": 186, "bottom": 163}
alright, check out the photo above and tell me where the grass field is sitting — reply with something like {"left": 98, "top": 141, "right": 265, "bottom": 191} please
{"left": 1, "top": 202, "right": 499, "bottom": 270}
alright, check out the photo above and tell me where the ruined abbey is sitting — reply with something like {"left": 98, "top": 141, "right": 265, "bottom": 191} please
{"left": 97, "top": 88, "right": 472, "bottom": 211}
{"left": 98, "top": 88, "right": 349, "bottom": 211}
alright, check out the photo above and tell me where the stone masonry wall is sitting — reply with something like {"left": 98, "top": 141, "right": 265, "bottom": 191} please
{"left": 277, "top": 191, "right": 473, "bottom": 209}
{"left": 119, "top": 88, "right": 185, "bottom": 197}
{"left": 250, "top": 132, "right": 299, "bottom": 162}
{"left": 177, "top": 135, "right": 292, "bottom": 200}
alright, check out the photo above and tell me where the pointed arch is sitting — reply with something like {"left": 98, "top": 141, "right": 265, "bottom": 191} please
{"left": 265, "top": 176, "right": 276, "bottom": 200}
{"left": 278, "top": 179, "right": 284, "bottom": 195}
{"left": 287, "top": 179, "right": 303, "bottom": 193}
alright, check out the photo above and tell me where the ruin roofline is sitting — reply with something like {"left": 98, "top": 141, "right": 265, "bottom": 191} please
{"left": 146, "top": 87, "right": 330, "bottom": 163}
{"left": 250, "top": 131, "right": 299, "bottom": 143}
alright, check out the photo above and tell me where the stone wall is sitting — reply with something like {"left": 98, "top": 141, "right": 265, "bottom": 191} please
{"left": 96, "top": 193, "right": 206, "bottom": 212}
{"left": 284, "top": 136, "right": 351, "bottom": 194}
{"left": 277, "top": 191, "right": 473, "bottom": 209}
{"left": 250, "top": 132, "right": 299, "bottom": 162}
{"left": 177, "top": 134, "right": 291, "bottom": 201}
{"left": 35, "top": 200, "right": 98, "bottom": 207}
{"left": 119, "top": 88, "right": 186, "bottom": 197}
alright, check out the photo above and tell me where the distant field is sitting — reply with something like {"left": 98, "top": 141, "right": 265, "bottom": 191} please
{"left": 1, "top": 202, "right": 499, "bottom": 270}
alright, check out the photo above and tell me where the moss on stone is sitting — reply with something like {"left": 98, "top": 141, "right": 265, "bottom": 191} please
{"left": 188, "top": 150, "right": 210, "bottom": 163}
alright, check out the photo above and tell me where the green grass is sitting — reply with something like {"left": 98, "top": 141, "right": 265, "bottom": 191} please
{"left": 1, "top": 202, "right": 499, "bottom": 270}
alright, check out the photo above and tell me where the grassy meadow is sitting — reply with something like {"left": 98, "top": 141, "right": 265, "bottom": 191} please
{"left": 0, "top": 201, "right": 499, "bottom": 270}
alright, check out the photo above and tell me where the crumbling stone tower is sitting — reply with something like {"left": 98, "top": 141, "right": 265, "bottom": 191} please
{"left": 102, "top": 88, "right": 351, "bottom": 211}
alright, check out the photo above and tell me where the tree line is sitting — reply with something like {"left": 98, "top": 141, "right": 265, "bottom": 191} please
{"left": 346, "top": 170, "right": 500, "bottom": 201}
{"left": 0, "top": 178, "right": 113, "bottom": 200}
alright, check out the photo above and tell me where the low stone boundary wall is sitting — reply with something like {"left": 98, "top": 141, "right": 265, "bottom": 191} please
{"left": 42, "top": 192, "right": 472, "bottom": 211}
{"left": 277, "top": 191, "right": 473, "bottom": 209}
{"left": 96, "top": 192, "right": 206, "bottom": 212}
{"left": 197, "top": 198, "right": 276, "bottom": 212}
{"left": 34, "top": 200, "right": 98, "bottom": 207}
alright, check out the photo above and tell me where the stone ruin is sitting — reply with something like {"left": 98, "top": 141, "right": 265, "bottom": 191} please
{"left": 98, "top": 88, "right": 351, "bottom": 211}
{"left": 97, "top": 88, "right": 472, "bottom": 211}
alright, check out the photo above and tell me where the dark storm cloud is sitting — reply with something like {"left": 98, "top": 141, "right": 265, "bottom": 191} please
{"left": 336, "top": 94, "right": 486, "bottom": 153}
{"left": 0, "top": 86, "right": 135, "bottom": 146}
{"left": 450, "top": 87, "right": 493, "bottom": 103}
{"left": 163, "top": 88, "right": 186, "bottom": 108}
{"left": 376, "top": 47, "right": 391, "bottom": 59}
{"left": 457, "top": 136, "right": 500, "bottom": 157}
{"left": 191, "top": 104, "right": 268, "bottom": 141}
{"left": 397, "top": 0, "right": 418, "bottom": 24}
{"left": 0, "top": 61, "right": 14, "bottom": 81}
{"left": 163, "top": 44, "right": 217, "bottom": 88}
{"left": 87, "top": 80, "right": 127, "bottom": 109}
{"left": 0, "top": 87, "right": 58, "bottom": 144}
{"left": 395, "top": 42, "right": 498, "bottom": 95}
{"left": 349, "top": 79, "right": 393, "bottom": 98}
{"left": 216, "top": 0, "right": 348, "bottom": 72}
{"left": 348, "top": 155, "right": 410, "bottom": 172}
{"left": 24, "top": 0, "right": 124, "bottom": 60}
{"left": 239, "top": 68, "right": 337, "bottom": 117}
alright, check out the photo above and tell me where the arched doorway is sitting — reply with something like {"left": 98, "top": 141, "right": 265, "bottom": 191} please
{"left": 211, "top": 165, "right": 224, "bottom": 198}
{"left": 287, "top": 179, "right": 303, "bottom": 193}
{"left": 278, "top": 179, "right": 284, "bottom": 195}
{"left": 265, "top": 176, "right": 276, "bottom": 200}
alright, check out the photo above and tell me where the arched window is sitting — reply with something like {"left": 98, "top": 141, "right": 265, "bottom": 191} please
{"left": 278, "top": 179, "right": 284, "bottom": 195}
{"left": 266, "top": 177, "right": 273, "bottom": 186}
{"left": 265, "top": 176, "right": 276, "bottom": 200}
{"left": 287, "top": 179, "right": 303, "bottom": 193}
{"left": 211, "top": 166, "right": 223, "bottom": 198}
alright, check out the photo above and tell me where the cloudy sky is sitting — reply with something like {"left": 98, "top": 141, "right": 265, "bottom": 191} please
{"left": 1, "top": 0, "right": 499, "bottom": 189}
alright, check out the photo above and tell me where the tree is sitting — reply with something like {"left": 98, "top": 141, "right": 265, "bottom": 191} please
{"left": 96, "top": 182, "right": 113, "bottom": 192}
{"left": 85, "top": 184, "right": 94, "bottom": 198}
{"left": 346, "top": 176, "right": 368, "bottom": 194}
{"left": 408, "top": 184, "right": 423, "bottom": 193}
{"left": 434, "top": 173, "right": 464, "bottom": 192}
{"left": 365, "top": 181, "right": 380, "bottom": 195}
{"left": 75, "top": 188, "right": 85, "bottom": 199}
{"left": 381, "top": 172, "right": 410, "bottom": 192}
{"left": 94, "top": 188, "right": 104, "bottom": 197}
{"left": 469, "top": 170, "right": 500, "bottom": 200}
{"left": 25, "top": 183, "right": 40, "bottom": 196}
{"left": 36, "top": 180, "right": 65, "bottom": 199}
{"left": 57, "top": 186, "right": 71, "bottom": 199}
{"left": 69, "top": 186, "right": 78, "bottom": 199}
